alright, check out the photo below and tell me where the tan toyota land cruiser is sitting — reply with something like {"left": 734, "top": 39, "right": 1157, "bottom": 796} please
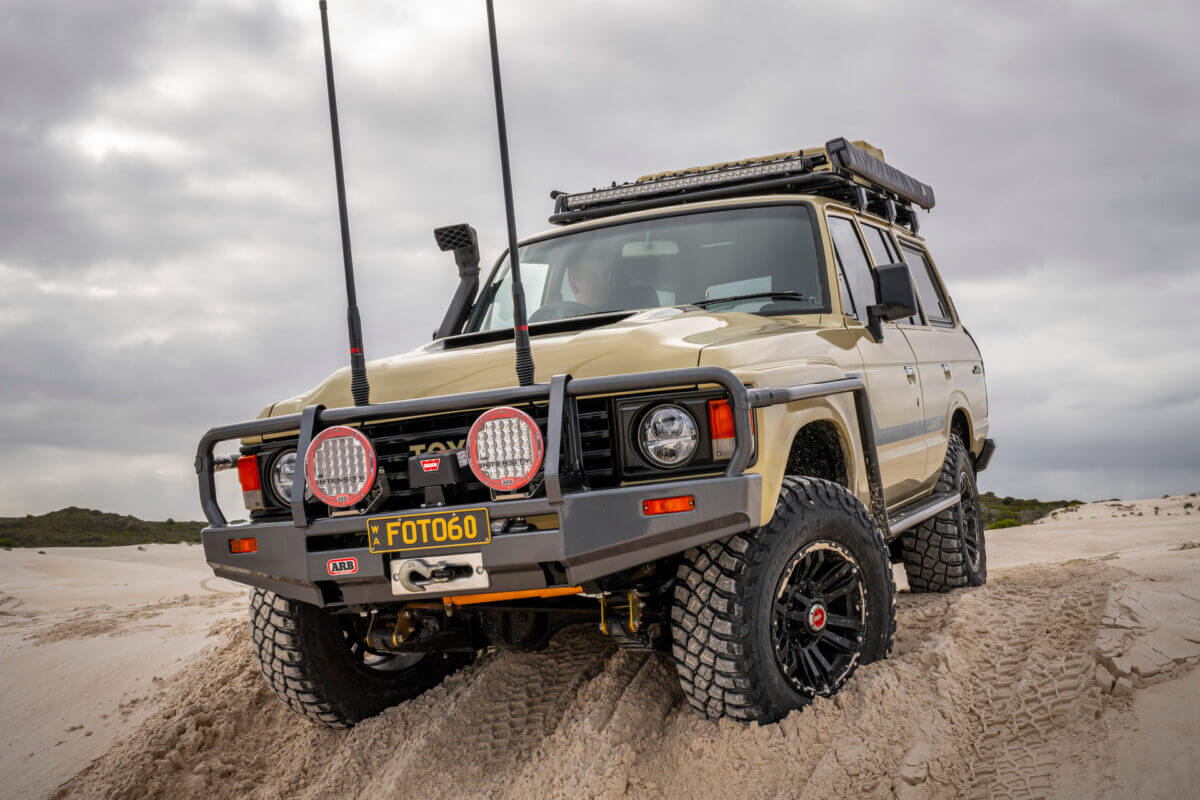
{"left": 196, "top": 138, "right": 995, "bottom": 726}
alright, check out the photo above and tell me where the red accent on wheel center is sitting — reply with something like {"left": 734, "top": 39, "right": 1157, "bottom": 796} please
{"left": 809, "top": 605, "right": 826, "bottom": 631}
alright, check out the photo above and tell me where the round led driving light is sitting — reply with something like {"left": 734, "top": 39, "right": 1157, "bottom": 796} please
{"left": 638, "top": 404, "right": 698, "bottom": 468}
{"left": 466, "top": 406, "right": 544, "bottom": 492}
{"left": 304, "top": 426, "right": 377, "bottom": 508}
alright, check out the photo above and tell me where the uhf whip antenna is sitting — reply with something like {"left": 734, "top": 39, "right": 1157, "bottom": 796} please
{"left": 485, "top": 0, "right": 535, "bottom": 386}
{"left": 318, "top": 0, "right": 370, "bottom": 406}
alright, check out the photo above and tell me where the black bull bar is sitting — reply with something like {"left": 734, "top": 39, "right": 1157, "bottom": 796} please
{"left": 195, "top": 368, "right": 886, "bottom": 602}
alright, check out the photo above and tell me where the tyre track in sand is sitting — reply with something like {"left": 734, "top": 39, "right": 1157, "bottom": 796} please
{"left": 55, "top": 556, "right": 1197, "bottom": 800}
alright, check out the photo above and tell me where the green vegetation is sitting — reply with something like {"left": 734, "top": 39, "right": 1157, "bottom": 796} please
{"left": 0, "top": 507, "right": 204, "bottom": 548}
{"left": 979, "top": 492, "right": 1081, "bottom": 530}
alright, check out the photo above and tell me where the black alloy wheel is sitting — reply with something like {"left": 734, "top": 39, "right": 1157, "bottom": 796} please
{"left": 771, "top": 541, "right": 866, "bottom": 695}
{"left": 957, "top": 468, "right": 984, "bottom": 574}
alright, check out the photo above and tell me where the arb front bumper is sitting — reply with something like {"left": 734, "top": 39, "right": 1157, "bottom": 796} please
{"left": 196, "top": 367, "right": 884, "bottom": 608}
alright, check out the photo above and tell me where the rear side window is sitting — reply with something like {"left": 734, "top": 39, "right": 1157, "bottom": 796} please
{"left": 862, "top": 224, "right": 920, "bottom": 325}
{"left": 899, "top": 242, "right": 954, "bottom": 325}
{"left": 827, "top": 216, "right": 876, "bottom": 321}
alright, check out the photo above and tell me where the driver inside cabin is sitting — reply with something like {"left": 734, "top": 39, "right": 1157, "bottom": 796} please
{"left": 559, "top": 240, "right": 664, "bottom": 316}
{"left": 566, "top": 253, "right": 612, "bottom": 311}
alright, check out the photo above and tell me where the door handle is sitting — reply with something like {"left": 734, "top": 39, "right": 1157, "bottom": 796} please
{"left": 904, "top": 365, "right": 916, "bottom": 379}
{"left": 972, "top": 364, "right": 983, "bottom": 375}
{"left": 942, "top": 362, "right": 952, "bottom": 377}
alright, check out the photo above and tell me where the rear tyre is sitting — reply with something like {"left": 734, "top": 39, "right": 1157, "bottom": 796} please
{"left": 899, "top": 434, "right": 987, "bottom": 593}
{"left": 249, "top": 589, "right": 469, "bottom": 728}
{"left": 670, "top": 476, "right": 896, "bottom": 722}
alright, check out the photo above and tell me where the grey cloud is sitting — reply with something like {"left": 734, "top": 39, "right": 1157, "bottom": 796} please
{"left": 0, "top": 0, "right": 1198, "bottom": 520}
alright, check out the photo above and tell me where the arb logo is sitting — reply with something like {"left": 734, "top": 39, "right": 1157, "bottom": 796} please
{"left": 420, "top": 457, "right": 440, "bottom": 473}
{"left": 327, "top": 557, "right": 358, "bottom": 576}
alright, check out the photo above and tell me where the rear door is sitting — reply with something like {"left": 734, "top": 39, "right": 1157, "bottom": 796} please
{"left": 826, "top": 213, "right": 927, "bottom": 507}
{"left": 893, "top": 237, "right": 980, "bottom": 480}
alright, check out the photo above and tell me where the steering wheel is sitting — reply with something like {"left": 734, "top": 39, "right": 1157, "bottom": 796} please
{"left": 528, "top": 301, "right": 596, "bottom": 323}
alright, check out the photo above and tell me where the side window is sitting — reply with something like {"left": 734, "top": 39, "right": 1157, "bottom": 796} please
{"left": 827, "top": 216, "right": 877, "bottom": 322}
{"left": 860, "top": 223, "right": 896, "bottom": 266}
{"left": 862, "top": 224, "right": 921, "bottom": 325}
{"left": 899, "top": 243, "right": 954, "bottom": 325}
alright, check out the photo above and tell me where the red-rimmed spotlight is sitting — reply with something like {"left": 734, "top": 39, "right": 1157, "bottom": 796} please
{"left": 466, "top": 406, "right": 544, "bottom": 492}
{"left": 304, "top": 425, "right": 377, "bottom": 507}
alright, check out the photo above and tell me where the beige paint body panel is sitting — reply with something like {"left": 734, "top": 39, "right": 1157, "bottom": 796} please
{"left": 263, "top": 194, "right": 989, "bottom": 529}
{"left": 893, "top": 233, "right": 990, "bottom": 469}
{"left": 850, "top": 320, "right": 928, "bottom": 506}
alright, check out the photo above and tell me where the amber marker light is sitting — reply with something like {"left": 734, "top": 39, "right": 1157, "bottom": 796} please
{"left": 642, "top": 495, "right": 696, "bottom": 516}
{"left": 236, "top": 454, "right": 265, "bottom": 510}
{"left": 228, "top": 537, "right": 258, "bottom": 554}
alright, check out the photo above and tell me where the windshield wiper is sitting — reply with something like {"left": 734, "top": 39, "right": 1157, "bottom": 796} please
{"left": 691, "top": 291, "right": 814, "bottom": 308}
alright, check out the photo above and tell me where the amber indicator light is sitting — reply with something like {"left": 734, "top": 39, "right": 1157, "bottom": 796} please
{"left": 642, "top": 495, "right": 696, "bottom": 516}
{"left": 228, "top": 537, "right": 258, "bottom": 554}
{"left": 236, "top": 455, "right": 261, "bottom": 491}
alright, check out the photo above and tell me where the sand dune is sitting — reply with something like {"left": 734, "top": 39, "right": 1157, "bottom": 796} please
{"left": 3, "top": 496, "right": 1199, "bottom": 799}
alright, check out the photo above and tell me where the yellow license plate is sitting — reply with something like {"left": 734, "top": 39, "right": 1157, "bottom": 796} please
{"left": 366, "top": 507, "right": 491, "bottom": 554}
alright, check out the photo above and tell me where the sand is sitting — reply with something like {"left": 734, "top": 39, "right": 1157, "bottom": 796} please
{"left": 0, "top": 544, "right": 246, "bottom": 798}
{"left": 3, "top": 494, "right": 1199, "bottom": 800}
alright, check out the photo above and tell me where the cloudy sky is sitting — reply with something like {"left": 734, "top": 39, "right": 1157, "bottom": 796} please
{"left": 2, "top": 0, "right": 1198, "bottom": 521}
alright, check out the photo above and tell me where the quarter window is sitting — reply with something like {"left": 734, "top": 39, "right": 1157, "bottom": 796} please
{"left": 827, "top": 216, "right": 876, "bottom": 321}
{"left": 899, "top": 243, "right": 954, "bottom": 325}
{"left": 861, "top": 224, "right": 897, "bottom": 266}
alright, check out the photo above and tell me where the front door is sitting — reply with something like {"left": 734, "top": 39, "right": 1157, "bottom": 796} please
{"left": 827, "top": 214, "right": 927, "bottom": 507}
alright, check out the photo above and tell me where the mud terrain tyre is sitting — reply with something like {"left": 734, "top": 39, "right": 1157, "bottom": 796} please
{"left": 249, "top": 589, "right": 468, "bottom": 728}
{"left": 899, "top": 433, "right": 987, "bottom": 592}
{"left": 670, "top": 476, "right": 896, "bottom": 722}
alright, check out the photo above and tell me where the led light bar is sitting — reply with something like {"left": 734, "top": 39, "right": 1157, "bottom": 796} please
{"left": 557, "top": 138, "right": 935, "bottom": 218}
{"left": 563, "top": 151, "right": 817, "bottom": 210}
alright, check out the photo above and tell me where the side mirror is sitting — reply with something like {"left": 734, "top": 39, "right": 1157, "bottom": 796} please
{"left": 432, "top": 224, "right": 481, "bottom": 339}
{"left": 866, "top": 262, "right": 919, "bottom": 340}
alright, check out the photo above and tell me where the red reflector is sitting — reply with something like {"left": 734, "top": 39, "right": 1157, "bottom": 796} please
{"left": 708, "top": 399, "right": 736, "bottom": 440}
{"left": 642, "top": 495, "right": 695, "bottom": 516}
{"left": 236, "top": 455, "right": 261, "bottom": 491}
{"left": 228, "top": 537, "right": 258, "bottom": 554}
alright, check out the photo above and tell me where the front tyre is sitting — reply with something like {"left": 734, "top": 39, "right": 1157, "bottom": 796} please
{"left": 670, "top": 476, "right": 896, "bottom": 722}
{"left": 249, "top": 589, "right": 468, "bottom": 728}
{"left": 899, "top": 434, "right": 987, "bottom": 593}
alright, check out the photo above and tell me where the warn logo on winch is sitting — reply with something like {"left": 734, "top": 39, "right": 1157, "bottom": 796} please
{"left": 326, "top": 557, "right": 358, "bottom": 576}
{"left": 419, "top": 457, "right": 441, "bottom": 473}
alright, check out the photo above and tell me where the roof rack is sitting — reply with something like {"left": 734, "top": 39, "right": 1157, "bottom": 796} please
{"left": 548, "top": 138, "right": 934, "bottom": 233}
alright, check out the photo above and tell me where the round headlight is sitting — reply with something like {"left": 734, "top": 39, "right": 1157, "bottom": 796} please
{"left": 304, "top": 426, "right": 377, "bottom": 507}
{"left": 638, "top": 404, "right": 698, "bottom": 468}
{"left": 269, "top": 451, "right": 314, "bottom": 504}
{"left": 270, "top": 451, "right": 298, "bottom": 503}
{"left": 467, "top": 406, "right": 544, "bottom": 492}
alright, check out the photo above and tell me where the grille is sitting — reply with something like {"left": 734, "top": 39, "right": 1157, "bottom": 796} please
{"left": 249, "top": 397, "right": 618, "bottom": 532}
{"left": 362, "top": 397, "right": 616, "bottom": 513}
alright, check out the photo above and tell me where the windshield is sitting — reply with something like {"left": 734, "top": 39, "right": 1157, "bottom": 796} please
{"left": 469, "top": 204, "right": 827, "bottom": 332}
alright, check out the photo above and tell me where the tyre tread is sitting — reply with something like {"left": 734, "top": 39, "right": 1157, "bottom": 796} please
{"left": 899, "top": 434, "right": 987, "bottom": 592}
{"left": 670, "top": 476, "right": 896, "bottom": 722}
